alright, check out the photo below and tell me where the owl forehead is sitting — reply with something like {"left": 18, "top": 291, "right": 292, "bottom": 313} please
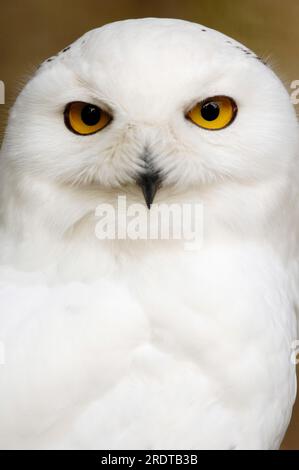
{"left": 37, "top": 19, "right": 269, "bottom": 118}
{"left": 74, "top": 25, "right": 258, "bottom": 97}
{"left": 77, "top": 21, "right": 254, "bottom": 73}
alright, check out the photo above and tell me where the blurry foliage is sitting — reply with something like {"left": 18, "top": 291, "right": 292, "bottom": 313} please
{"left": 0, "top": 0, "right": 298, "bottom": 449}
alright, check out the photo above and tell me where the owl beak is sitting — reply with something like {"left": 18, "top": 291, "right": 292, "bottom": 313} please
{"left": 137, "top": 172, "right": 161, "bottom": 209}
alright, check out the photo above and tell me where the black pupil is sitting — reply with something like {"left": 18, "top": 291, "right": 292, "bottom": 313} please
{"left": 201, "top": 102, "right": 220, "bottom": 121}
{"left": 81, "top": 105, "right": 101, "bottom": 126}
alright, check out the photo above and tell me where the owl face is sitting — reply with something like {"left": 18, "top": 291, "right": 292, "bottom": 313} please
{"left": 2, "top": 18, "right": 298, "bottom": 208}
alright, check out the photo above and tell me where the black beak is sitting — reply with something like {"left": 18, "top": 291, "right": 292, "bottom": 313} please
{"left": 137, "top": 172, "right": 161, "bottom": 209}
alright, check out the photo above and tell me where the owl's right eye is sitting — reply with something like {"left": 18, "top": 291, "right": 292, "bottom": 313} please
{"left": 187, "top": 96, "right": 237, "bottom": 130}
{"left": 64, "top": 102, "right": 112, "bottom": 135}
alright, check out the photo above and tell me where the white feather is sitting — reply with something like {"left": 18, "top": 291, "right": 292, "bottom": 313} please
{"left": 0, "top": 18, "right": 298, "bottom": 449}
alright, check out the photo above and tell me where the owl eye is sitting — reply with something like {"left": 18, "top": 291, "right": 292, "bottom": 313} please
{"left": 187, "top": 96, "right": 237, "bottom": 130}
{"left": 64, "top": 102, "right": 112, "bottom": 135}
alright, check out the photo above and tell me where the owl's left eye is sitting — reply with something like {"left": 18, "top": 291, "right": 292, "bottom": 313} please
{"left": 187, "top": 96, "right": 237, "bottom": 130}
{"left": 64, "top": 102, "right": 112, "bottom": 135}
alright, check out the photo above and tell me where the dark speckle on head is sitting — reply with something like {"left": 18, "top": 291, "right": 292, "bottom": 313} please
{"left": 256, "top": 56, "right": 268, "bottom": 66}
{"left": 201, "top": 29, "right": 206, "bottom": 32}
{"left": 46, "top": 58, "right": 53, "bottom": 63}
{"left": 241, "top": 47, "right": 253, "bottom": 56}
{"left": 62, "top": 46, "right": 71, "bottom": 53}
{"left": 228, "top": 42, "right": 267, "bottom": 65}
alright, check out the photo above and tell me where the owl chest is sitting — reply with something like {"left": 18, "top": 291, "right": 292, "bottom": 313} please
{"left": 120, "top": 244, "right": 296, "bottom": 391}
{"left": 63, "top": 244, "right": 294, "bottom": 450}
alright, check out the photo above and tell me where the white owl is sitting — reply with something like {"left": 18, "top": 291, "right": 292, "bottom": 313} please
{"left": 0, "top": 18, "right": 298, "bottom": 450}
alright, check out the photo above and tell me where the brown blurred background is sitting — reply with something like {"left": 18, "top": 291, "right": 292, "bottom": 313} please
{"left": 0, "top": 0, "right": 298, "bottom": 449}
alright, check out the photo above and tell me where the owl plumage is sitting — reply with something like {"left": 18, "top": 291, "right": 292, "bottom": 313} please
{"left": 0, "top": 18, "right": 298, "bottom": 449}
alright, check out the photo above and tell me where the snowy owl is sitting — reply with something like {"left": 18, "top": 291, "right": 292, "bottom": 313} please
{"left": 0, "top": 18, "right": 298, "bottom": 450}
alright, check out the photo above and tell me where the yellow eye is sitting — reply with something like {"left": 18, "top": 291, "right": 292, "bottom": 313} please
{"left": 187, "top": 96, "right": 237, "bottom": 130}
{"left": 64, "top": 102, "right": 112, "bottom": 135}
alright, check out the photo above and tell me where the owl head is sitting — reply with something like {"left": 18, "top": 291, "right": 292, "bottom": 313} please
{"left": 1, "top": 18, "right": 298, "bottom": 241}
